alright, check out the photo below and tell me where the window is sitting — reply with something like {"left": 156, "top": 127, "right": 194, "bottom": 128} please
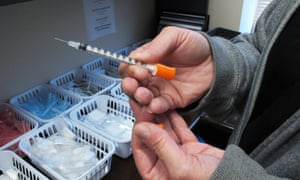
{"left": 252, "top": 0, "right": 273, "bottom": 31}
{"left": 239, "top": 0, "right": 273, "bottom": 33}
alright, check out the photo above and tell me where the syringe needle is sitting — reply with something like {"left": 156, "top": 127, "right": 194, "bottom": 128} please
{"left": 54, "top": 37, "right": 81, "bottom": 49}
{"left": 54, "top": 37, "right": 68, "bottom": 43}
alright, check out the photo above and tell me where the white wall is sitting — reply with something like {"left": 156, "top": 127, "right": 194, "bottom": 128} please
{"left": 0, "top": 0, "right": 246, "bottom": 102}
{"left": 0, "top": 0, "right": 156, "bottom": 102}
{"left": 208, "top": 0, "right": 243, "bottom": 31}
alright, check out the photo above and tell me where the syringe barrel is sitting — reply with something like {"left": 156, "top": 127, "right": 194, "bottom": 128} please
{"left": 61, "top": 39, "right": 176, "bottom": 80}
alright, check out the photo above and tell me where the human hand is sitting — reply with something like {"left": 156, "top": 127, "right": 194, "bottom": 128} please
{"left": 132, "top": 111, "right": 224, "bottom": 180}
{"left": 119, "top": 26, "right": 214, "bottom": 116}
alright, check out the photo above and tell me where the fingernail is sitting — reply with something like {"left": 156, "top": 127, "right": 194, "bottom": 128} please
{"left": 146, "top": 107, "right": 153, "bottom": 114}
{"left": 141, "top": 106, "right": 152, "bottom": 114}
{"left": 135, "top": 124, "right": 150, "bottom": 140}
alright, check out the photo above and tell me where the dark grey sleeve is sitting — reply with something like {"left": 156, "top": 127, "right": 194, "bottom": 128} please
{"left": 182, "top": 0, "right": 299, "bottom": 178}
{"left": 180, "top": 33, "right": 261, "bottom": 126}
{"left": 181, "top": 0, "right": 296, "bottom": 125}
{"left": 210, "top": 145, "right": 289, "bottom": 180}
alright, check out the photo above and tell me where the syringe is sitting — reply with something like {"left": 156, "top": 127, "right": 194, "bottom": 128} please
{"left": 54, "top": 38, "right": 176, "bottom": 80}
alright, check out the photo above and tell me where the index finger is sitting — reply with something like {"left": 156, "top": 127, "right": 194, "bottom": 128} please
{"left": 167, "top": 111, "right": 198, "bottom": 144}
{"left": 118, "top": 63, "right": 151, "bottom": 81}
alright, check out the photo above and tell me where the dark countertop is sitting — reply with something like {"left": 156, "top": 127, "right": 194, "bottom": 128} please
{"left": 103, "top": 155, "right": 142, "bottom": 180}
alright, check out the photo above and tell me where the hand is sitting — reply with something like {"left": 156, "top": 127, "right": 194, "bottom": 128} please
{"left": 119, "top": 26, "right": 214, "bottom": 115}
{"left": 132, "top": 111, "right": 224, "bottom": 180}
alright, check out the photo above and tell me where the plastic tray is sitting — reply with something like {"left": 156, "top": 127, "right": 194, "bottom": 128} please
{"left": 19, "top": 118, "right": 115, "bottom": 180}
{"left": 0, "top": 103, "right": 39, "bottom": 152}
{"left": 9, "top": 84, "right": 82, "bottom": 124}
{"left": 0, "top": 150, "right": 49, "bottom": 180}
{"left": 49, "top": 69, "right": 116, "bottom": 101}
{"left": 110, "top": 83, "right": 129, "bottom": 101}
{"left": 69, "top": 95, "right": 135, "bottom": 158}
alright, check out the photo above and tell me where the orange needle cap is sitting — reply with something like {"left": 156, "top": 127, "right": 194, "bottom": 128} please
{"left": 155, "top": 64, "right": 176, "bottom": 80}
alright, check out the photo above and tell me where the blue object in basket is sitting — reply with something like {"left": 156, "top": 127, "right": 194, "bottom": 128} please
{"left": 16, "top": 92, "right": 71, "bottom": 120}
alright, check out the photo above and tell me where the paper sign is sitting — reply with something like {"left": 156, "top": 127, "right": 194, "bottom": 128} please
{"left": 83, "top": 0, "right": 116, "bottom": 41}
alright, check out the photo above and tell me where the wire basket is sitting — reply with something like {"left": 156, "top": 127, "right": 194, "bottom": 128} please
{"left": 0, "top": 103, "right": 38, "bottom": 152}
{"left": 9, "top": 84, "right": 82, "bottom": 124}
{"left": 0, "top": 150, "right": 49, "bottom": 180}
{"left": 49, "top": 69, "right": 116, "bottom": 101}
{"left": 69, "top": 95, "right": 135, "bottom": 158}
{"left": 19, "top": 118, "right": 115, "bottom": 180}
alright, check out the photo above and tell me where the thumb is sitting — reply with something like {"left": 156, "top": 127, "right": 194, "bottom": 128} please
{"left": 130, "top": 28, "right": 178, "bottom": 64}
{"left": 134, "top": 122, "right": 186, "bottom": 171}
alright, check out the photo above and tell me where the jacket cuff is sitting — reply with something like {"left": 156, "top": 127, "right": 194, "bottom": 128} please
{"left": 194, "top": 35, "right": 242, "bottom": 124}
{"left": 210, "top": 145, "right": 282, "bottom": 180}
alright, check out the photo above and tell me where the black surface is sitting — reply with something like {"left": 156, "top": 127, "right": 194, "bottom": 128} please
{"left": 190, "top": 114, "right": 232, "bottom": 149}
{"left": 103, "top": 155, "right": 142, "bottom": 180}
{"left": 0, "top": 0, "right": 32, "bottom": 6}
{"left": 157, "top": 0, "right": 208, "bottom": 15}
{"left": 207, "top": 27, "right": 241, "bottom": 40}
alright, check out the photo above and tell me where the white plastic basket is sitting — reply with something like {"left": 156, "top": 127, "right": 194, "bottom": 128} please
{"left": 82, "top": 57, "right": 106, "bottom": 75}
{"left": 0, "top": 103, "right": 38, "bottom": 152}
{"left": 19, "top": 118, "right": 115, "bottom": 180}
{"left": 9, "top": 84, "right": 82, "bottom": 124}
{"left": 82, "top": 58, "right": 121, "bottom": 82}
{"left": 114, "top": 46, "right": 133, "bottom": 56}
{"left": 49, "top": 69, "right": 116, "bottom": 101}
{"left": 69, "top": 95, "right": 135, "bottom": 158}
{"left": 0, "top": 150, "right": 49, "bottom": 180}
{"left": 103, "top": 46, "right": 133, "bottom": 79}
{"left": 110, "top": 83, "right": 129, "bottom": 101}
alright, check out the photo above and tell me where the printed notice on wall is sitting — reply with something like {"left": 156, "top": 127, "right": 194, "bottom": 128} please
{"left": 83, "top": 0, "right": 116, "bottom": 41}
